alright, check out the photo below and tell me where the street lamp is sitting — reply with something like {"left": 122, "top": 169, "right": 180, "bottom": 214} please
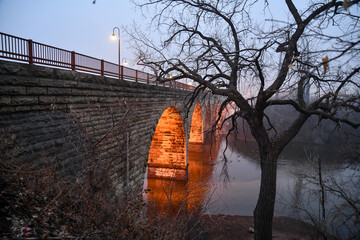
{"left": 111, "top": 27, "right": 120, "bottom": 67}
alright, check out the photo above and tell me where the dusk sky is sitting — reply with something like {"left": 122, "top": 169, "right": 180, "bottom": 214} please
{"left": 0, "top": 0, "right": 144, "bottom": 68}
{"left": 0, "top": 0, "right": 319, "bottom": 72}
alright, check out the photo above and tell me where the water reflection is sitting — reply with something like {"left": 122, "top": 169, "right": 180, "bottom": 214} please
{"left": 209, "top": 134, "right": 343, "bottom": 215}
{"left": 144, "top": 137, "right": 221, "bottom": 216}
{"left": 144, "top": 132, "right": 358, "bottom": 238}
{"left": 144, "top": 133, "right": 344, "bottom": 216}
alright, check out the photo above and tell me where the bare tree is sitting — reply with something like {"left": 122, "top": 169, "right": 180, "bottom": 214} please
{"left": 130, "top": 0, "right": 360, "bottom": 239}
{"left": 282, "top": 151, "right": 360, "bottom": 240}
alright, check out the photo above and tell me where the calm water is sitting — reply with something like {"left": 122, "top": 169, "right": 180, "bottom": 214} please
{"left": 143, "top": 134, "right": 356, "bottom": 236}
{"left": 205, "top": 135, "right": 343, "bottom": 216}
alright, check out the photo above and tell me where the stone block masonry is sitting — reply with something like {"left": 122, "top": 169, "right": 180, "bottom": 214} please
{"left": 0, "top": 60, "right": 220, "bottom": 197}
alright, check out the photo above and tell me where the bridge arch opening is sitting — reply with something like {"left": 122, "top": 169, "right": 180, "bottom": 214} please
{"left": 189, "top": 103, "right": 204, "bottom": 152}
{"left": 147, "top": 106, "right": 186, "bottom": 180}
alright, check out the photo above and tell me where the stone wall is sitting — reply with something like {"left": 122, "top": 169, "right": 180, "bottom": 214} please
{"left": 0, "top": 60, "right": 220, "bottom": 197}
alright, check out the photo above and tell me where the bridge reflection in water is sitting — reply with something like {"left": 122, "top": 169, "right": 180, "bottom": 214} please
{"left": 144, "top": 103, "right": 224, "bottom": 215}
{"left": 144, "top": 139, "right": 221, "bottom": 216}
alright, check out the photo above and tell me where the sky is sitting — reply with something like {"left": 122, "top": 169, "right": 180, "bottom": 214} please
{"left": 0, "top": 0, "right": 145, "bottom": 68}
{"left": 0, "top": 0, "right": 302, "bottom": 67}
{"left": 0, "top": 0, "right": 340, "bottom": 76}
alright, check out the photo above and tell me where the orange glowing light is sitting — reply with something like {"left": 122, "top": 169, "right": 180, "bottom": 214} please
{"left": 148, "top": 106, "right": 186, "bottom": 180}
{"left": 189, "top": 103, "right": 204, "bottom": 152}
{"left": 145, "top": 105, "right": 222, "bottom": 217}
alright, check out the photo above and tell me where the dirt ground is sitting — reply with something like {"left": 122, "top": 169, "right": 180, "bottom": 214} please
{"left": 202, "top": 215, "right": 323, "bottom": 240}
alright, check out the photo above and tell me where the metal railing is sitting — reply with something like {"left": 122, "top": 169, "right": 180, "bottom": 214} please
{"left": 0, "top": 32, "right": 195, "bottom": 90}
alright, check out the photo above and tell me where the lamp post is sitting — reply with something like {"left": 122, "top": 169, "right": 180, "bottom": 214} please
{"left": 111, "top": 27, "right": 121, "bottom": 67}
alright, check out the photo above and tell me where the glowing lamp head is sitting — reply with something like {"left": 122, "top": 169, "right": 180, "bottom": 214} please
{"left": 111, "top": 33, "right": 117, "bottom": 40}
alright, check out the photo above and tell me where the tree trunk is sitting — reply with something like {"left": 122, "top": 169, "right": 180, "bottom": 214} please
{"left": 318, "top": 157, "right": 327, "bottom": 240}
{"left": 254, "top": 147, "right": 278, "bottom": 240}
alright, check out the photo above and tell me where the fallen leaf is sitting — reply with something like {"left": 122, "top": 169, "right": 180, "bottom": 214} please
{"left": 322, "top": 55, "right": 329, "bottom": 74}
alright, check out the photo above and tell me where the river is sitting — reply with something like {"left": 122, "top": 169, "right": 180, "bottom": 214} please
{"left": 143, "top": 134, "right": 358, "bottom": 238}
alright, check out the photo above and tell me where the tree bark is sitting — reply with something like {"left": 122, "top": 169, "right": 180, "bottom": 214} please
{"left": 254, "top": 146, "right": 278, "bottom": 240}
{"left": 318, "top": 157, "right": 327, "bottom": 240}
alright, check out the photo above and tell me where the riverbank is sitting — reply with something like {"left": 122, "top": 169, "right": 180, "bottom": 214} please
{"left": 201, "top": 215, "right": 325, "bottom": 240}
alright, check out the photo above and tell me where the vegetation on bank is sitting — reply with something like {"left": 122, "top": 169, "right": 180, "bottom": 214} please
{"left": 0, "top": 159, "right": 204, "bottom": 239}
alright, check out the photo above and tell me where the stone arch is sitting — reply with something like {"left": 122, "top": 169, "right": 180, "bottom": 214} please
{"left": 189, "top": 103, "right": 204, "bottom": 152}
{"left": 147, "top": 106, "right": 186, "bottom": 180}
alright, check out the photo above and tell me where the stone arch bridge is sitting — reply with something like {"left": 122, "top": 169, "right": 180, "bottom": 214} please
{"left": 0, "top": 60, "right": 222, "bottom": 196}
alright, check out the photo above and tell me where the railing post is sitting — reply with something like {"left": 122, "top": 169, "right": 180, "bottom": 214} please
{"left": 120, "top": 65, "right": 123, "bottom": 79}
{"left": 147, "top": 73, "right": 149, "bottom": 84}
{"left": 118, "top": 64, "right": 121, "bottom": 79}
{"left": 135, "top": 70, "right": 138, "bottom": 82}
{"left": 101, "top": 59, "right": 104, "bottom": 76}
{"left": 71, "top": 51, "right": 75, "bottom": 71}
{"left": 28, "top": 39, "right": 33, "bottom": 64}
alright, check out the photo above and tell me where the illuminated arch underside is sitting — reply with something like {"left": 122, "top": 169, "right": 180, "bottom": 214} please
{"left": 148, "top": 106, "right": 186, "bottom": 180}
{"left": 189, "top": 103, "right": 204, "bottom": 152}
